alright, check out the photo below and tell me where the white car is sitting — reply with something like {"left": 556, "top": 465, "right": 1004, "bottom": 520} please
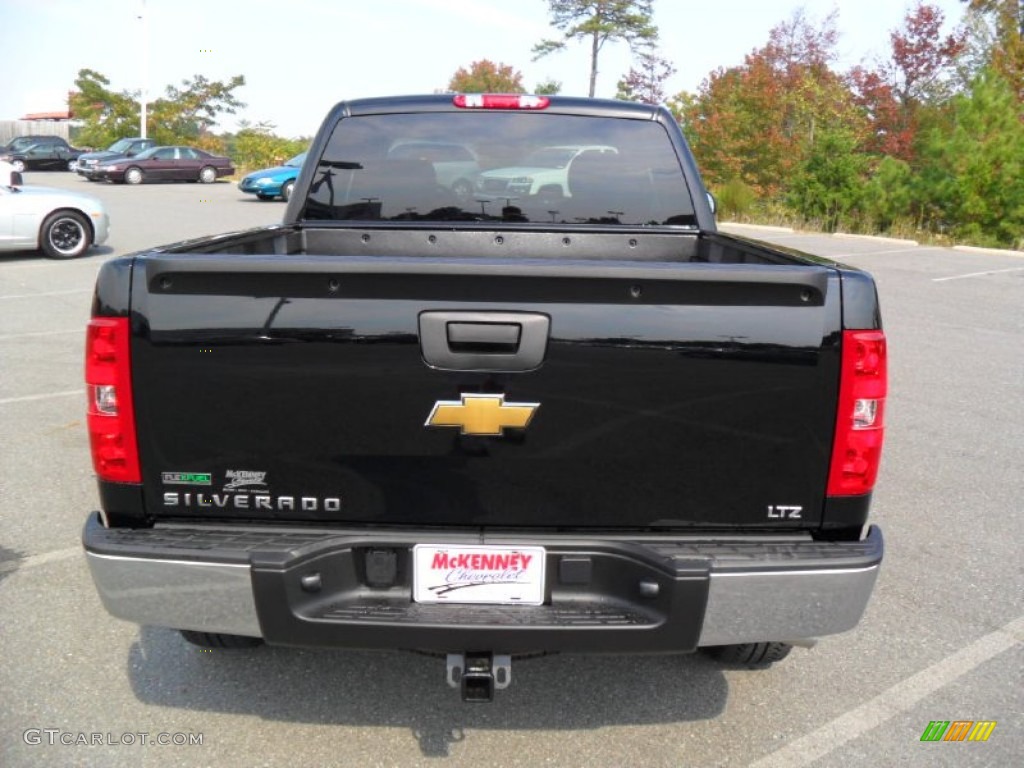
{"left": 0, "top": 166, "right": 110, "bottom": 259}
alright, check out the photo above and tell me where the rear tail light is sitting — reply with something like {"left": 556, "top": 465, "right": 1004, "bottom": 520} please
{"left": 827, "top": 330, "right": 887, "bottom": 496}
{"left": 453, "top": 94, "right": 550, "bottom": 110}
{"left": 86, "top": 317, "right": 140, "bottom": 483}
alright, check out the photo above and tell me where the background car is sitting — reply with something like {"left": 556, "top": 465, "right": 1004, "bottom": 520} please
{"left": 0, "top": 136, "right": 87, "bottom": 172}
{"left": 475, "top": 145, "right": 617, "bottom": 198}
{"left": 238, "top": 152, "right": 306, "bottom": 201}
{"left": 95, "top": 145, "right": 234, "bottom": 184}
{"left": 76, "top": 137, "right": 157, "bottom": 180}
{"left": 386, "top": 141, "right": 480, "bottom": 201}
{"left": 0, "top": 170, "right": 109, "bottom": 258}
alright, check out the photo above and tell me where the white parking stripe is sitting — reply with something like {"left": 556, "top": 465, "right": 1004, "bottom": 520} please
{"left": 0, "top": 329, "right": 81, "bottom": 341}
{"left": 0, "top": 288, "right": 92, "bottom": 300}
{"left": 0, "top": 390, "right": 81, "bottom": 406}
{"left": 750, "top": 614, "right": 1024, "bottom": 768}
{"left": 932, "top": 267, "right": 1024, "bottom": 282}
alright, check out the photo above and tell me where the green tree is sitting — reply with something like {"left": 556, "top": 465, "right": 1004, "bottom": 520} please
{"left": 787, "top": 129, "right": 868, "bottom": 230}
{"left": 229, "top": 121, "right": 308, "bottom": 173}
{"left": 915, "top": 68, "right": 1024, "bottom": 246}
{"left": 862, "top": 157, "right": 915, "bottom": 231}
{"left": 148, "top": 74, "right": 246, "bottom": 152}
{"left": 447, "top": 60, "right": 525, "bottom": 93}
{"left": 533, "top": 1, "right": 658, "bottom": 97}
{"left": 534, "top": 78, "right": 563, "bottom": 95}
{"left": 69, "top": 69, "right": 143, "bottom": 149}
{"left": 69, "top": 69, "right": 246, "bottom": 153}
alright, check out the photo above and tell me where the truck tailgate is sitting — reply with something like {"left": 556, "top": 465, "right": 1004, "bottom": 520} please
{"left": 130, "top": 253, "right": 841, "bottom": 530}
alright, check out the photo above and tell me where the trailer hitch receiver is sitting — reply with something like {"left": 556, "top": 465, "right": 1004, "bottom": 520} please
{"left": 446, "top": 652, "right": 512, "bottom": 702}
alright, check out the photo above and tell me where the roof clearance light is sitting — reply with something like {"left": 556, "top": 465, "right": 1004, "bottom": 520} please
{"left": 453, "top": 94, "right": 550, "bottom": 110}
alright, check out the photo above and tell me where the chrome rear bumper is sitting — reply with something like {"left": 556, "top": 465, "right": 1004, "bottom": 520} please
{"left": 84, "top": 515, "right": 882, "bottom": 649}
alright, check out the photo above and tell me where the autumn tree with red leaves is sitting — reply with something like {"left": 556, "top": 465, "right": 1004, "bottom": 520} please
{"left": 680, "top": 10, "right": 863, "bottom": 198}
{"left": 447, "top": 61, "right": 525, "bottom": 94}
{"left": 616, "top": 50, "right": 676, "bottom": 104}
{"left": 850, "top": 2, "right": 965, "bottom": 161}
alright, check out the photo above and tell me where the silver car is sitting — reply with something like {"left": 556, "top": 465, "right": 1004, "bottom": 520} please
{"left": 0, "top": 169, "right": 110, "bottom": 259}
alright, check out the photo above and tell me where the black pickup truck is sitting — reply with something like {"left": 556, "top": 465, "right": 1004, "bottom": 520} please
{"left": 83, "top": 94, "right": 886, "bottom": 702}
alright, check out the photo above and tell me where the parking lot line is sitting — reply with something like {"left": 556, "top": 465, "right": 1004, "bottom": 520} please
{"left": 932, "top": 267, "right": 1024, "bottom": 283}
{"left": 0, "top": 390, "right": 81, "bottom": 406}
{"left": 0, "top": 329, "right": 81, "bottom": 341}
{"left": 0, "top": 288, "right": 92, "bottom": 300}
{"left": 750, "top": 614, "right": 1024, "bottom": 768}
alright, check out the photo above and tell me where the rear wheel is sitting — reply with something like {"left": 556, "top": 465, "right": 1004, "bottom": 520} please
{"left": 179, "top": 630, "right": 263, "bottom": 649}
{"left": 11, "top": 159, "right": 25, "bottom": 173}
{"left": 124, "top": 166, "right": 143, "bottom": 185}
{"left": 704, "top": 642, "right": 793, "bottom": 665}
{"left": 40, "top": 210, "right": 92, "bottom": 259}
{"left": 199, "top": 166, "right": 217, "bottom": 184}
{"left": 281, "top": 179, "right": 295, "bottom": 202}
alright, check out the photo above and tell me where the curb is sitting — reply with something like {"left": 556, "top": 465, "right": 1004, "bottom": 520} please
{"left": 832, "top": 233, "right": 919, "bottom": 246}
{"left": 719, "top": 222, "right": 795, "bottom": 234}
{"left": 953, "top": 245, "right": 1024, "bottom": 258}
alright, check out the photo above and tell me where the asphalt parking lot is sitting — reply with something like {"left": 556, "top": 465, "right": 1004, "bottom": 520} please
{"left": 1, "top": 173, "right": 1021, "bottom": 767}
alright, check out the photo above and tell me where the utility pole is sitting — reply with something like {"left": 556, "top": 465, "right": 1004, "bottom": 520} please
{"left": 139, "top": 0, "right": 149, "bottom": 138}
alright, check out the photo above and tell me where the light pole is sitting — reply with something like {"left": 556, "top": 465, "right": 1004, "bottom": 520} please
{"left": 139, "top": 0, "right": 149, "bottom": 138}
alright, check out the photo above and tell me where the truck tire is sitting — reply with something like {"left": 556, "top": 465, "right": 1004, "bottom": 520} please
{"left": 704, "top": 642, "right": 792, "bottom": 665}
{"left": 178, "top": 630, "right": 263, "bottom": 649}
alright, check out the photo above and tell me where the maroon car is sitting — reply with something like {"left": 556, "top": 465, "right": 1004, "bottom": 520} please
{"left": 95, "top": 145, "right": 234, "bottom": 184}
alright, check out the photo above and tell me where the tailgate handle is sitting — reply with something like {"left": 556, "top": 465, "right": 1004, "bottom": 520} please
{"left": 419, "top": 311, "right": 550, "bottom": 371}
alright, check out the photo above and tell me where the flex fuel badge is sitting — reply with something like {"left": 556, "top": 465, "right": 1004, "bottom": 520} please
{"left": 161, "top": 471, "right": 212, "bottom": 486}
{"left": 162, "top": 468, "right": 342, "bottom": 512}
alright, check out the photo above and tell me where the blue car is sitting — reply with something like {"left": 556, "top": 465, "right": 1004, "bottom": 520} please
{"left": 238, "top": 152, "right": 306, "bottom": 201}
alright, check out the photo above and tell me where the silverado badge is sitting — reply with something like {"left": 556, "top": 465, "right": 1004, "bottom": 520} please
{"left": 426, "top": 394, "right": 539, "bottom": 436}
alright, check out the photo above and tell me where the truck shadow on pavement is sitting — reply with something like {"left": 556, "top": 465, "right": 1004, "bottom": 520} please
{"left": 127, "top": 627, "right": 729, "bottom": 757}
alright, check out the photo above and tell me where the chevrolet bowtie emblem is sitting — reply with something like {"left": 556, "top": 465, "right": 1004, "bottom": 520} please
{"left": 426, "top": 394, "right": 539, "bottom": 436}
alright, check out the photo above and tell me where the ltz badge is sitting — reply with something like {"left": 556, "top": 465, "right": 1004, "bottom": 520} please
{"left": 425, "top": 394, "right": 539, "bottom": 436}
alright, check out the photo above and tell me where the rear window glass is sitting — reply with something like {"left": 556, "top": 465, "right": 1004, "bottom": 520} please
{"left": 302, "top": 112, "right": 695, "bottom": 226}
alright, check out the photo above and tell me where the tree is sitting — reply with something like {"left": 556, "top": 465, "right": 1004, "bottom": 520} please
{"left": 69, "top": 69, "right": 143, "bottom": 149}
{"left": 229, "top": 121, "right": 308, "bottom": 172}
{"left": 679, "top": 10, "right": 863, "bottom": 198}
{"left": 961, "top": 0, "right": 1024, "bottom": 100}
{"left": 148, "top": 74, "right": 246, "bottom": 151}
{"left": 616, "top": 50, "right": 676, "bottom": 104}
{"left": 915, "top": 68, "right": 1024, "bottom": 246}
{"left": 533, "top": 1, "right": 658, "bottom": 97}
{"left": 447, "top": 60, "right": 525, "bottom": 93}
{"left": 850, "top": 2, "right": 965, "bottom": 161}
{"left": 68, "top": 69, "right": 245, "bottom": 152}
{"left": 535, "top": 78, "right": 563, "bottom": 95}
{"left": 787, "top": 129, "right": 868, "bottom": 230}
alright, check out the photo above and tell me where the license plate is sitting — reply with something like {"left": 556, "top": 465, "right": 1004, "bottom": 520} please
{"left": 412, "top": 545, "right": 546, "bottom": 605}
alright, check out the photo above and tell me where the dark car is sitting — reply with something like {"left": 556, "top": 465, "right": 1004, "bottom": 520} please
{"left": 76, "top": 138, "right": 157, "bottom": 181}
{"left": 94, "top": 145, "right": 235, "bottom": 184}
{"left": 0, "top": 136, "right": 87, "bottom": 172}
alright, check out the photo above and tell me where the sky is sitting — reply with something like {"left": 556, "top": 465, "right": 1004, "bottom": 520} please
{"left": 0, "top": 0, "right": 970, "bottom": 139}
